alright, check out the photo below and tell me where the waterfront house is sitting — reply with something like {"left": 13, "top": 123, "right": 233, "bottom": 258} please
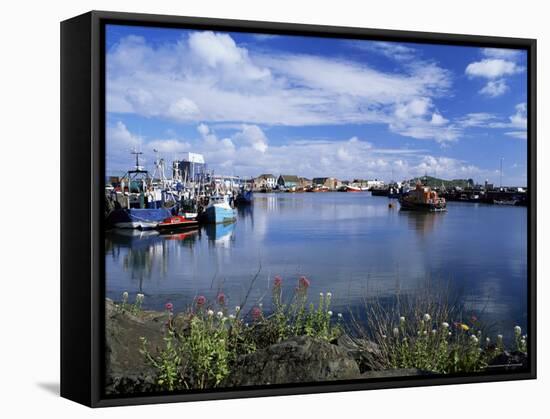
{"left": 255, "top": 174, "right": 277, "bottom": 190}
{"left": 278, "top": 174, "right": 300, "bottom": 190}
{"left": 312, "top": 177, "right": 341, "bottom": 190}
{"left": 298, "top": 177, "right": 312, "bottom": 189}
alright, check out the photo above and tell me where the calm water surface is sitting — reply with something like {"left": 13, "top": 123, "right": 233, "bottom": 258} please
{"left": 105, "top": 193, "right": 527, "bottom": 332}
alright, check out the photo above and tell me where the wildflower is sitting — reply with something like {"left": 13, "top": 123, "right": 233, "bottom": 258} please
{"left": 165, "top": 302, "right": 173, "bottom": 312}
{"left": 470, "top": 335, "right": 479, "bottom": 344}
{"left": 229, "top": 314, "right": 235, "bottom": 319}
{"left": 326, "top": 292, "right": 332, "bottom": 297}
{"left": 441, "top": 322, "right": 449, "bottom": 329}
{"left": 486, "top": 337, "right": 491, "bottom": 344}
{"left": 520, "top": 339, "right": 526, "bottom": 347}
{"left": 235, "top": 305, "right": 241, "bottom": 312}
{"left": 514, "top": 325, "right": 522, "bottom": 336}
{"left": 217, "top": 311, "right": 224, "bottom": 319}
{"left": 448, "top": 332, "right": 452, "bottom": 336}
{"left": 382, "top": 334, "right": 387, "bottom": 339}
{"left": 327, "top": 310, "right": 333, "bottom": 317}
{"left": 423, "top": 330, "right": 427, "bottom": 335}
{"left": 298, "top": 276, "right": 311, "bottom": 289}
{"left": 259, "top": 303, "right": 263, "bottom": 309}
{"left": 423, "top": 313, "right": 431, "bottom": 322}
{"left": 337, "top": 313, "right": 343, "bottom": 319}
{"left": 136, "top": 293, "right": 144, "bottom": 302}
{"left": 497, "top": 334, "right": 503, "bottom": 342}
{"left": 400, "top": 316, "right": 406, "bottom": 323}
{"left": 393, "top": 327, "right": 399, "bottom": 337}
{"left": 196, "top": 295, "right": 206, "bottom": 306}
{"left": 217, "top": 293, "right": 226, "bottom": 305}
{"left": 319, "top": 292, "right": 324, "bottom": 297}
{"left": 273, "top": 275, "right": 283, "bottom": 287}
{"left": 432, "top": 329, "right": 437, "bottom": 335}
{"left": 251, "top": 306, "right": 262, "bottom": 321}
{"left": 461, "top": 324, "right": 470, "bottom": 331}
{"left": 207, "top": 309, "right": 214, "bottom": 316}
{"left": 122, "top": 291, "right": 129, "bottom": 302}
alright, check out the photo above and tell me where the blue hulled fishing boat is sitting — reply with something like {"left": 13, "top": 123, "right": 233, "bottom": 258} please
{"left": 203, "top": 195, "right": 237, "bottom": 224}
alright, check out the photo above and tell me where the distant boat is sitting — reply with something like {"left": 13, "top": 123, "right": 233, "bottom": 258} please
{"left": 203, "top": 195, "right": 237, "bottom": 224}
{"left": 235, "top": 189, "right": 253, "bottom": 205}
{"left": 370, "top": 187, "right": 389, "bottom": 197}
{"left": 399, "top": 183, "right": 447, "bottom": 212}
{"left": 156, "top": 215, "right": 198, "bottom": 231}
{"left": 493, "top": 199, "right": 518, "bottom": 206}
{"left": 345, "top": 185, "right": 362, "bottom": 192}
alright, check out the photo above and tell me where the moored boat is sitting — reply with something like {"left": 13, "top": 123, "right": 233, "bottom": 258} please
{"left": 157, "top": 215, "right": 199, "bottom": 231}
{"left": 345, "top": 185, "right": 362, "bottom": 192}
{"left": 107, "top": 207, "right": 173, "bottom": 229}
{"left": 203, "top": 195, "right": 237, "bottom": 224}
{"left": 235, "top": 189, "right": 253, "bottom": 205}
{"left": 399, "top": 183, "right": 447, "bottom": 212}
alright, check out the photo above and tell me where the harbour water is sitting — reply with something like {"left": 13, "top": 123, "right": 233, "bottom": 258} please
{"left": 105, "top": 192, "right": 528, "bottom": 333}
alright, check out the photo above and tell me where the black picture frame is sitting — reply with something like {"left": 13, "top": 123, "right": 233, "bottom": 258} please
{"left": 61, "top": 10, "right": 537, "bottom": 407}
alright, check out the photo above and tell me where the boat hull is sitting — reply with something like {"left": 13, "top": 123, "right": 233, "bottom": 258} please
{"left": 399, "top": 199, "right": 447, "bottom": 212}
{"left": 204, "top": 204, "right": 237, "bottom": 224}
{"left": 107, "top": 208, "right": 173, "bottom": 229}
{"left": 157, "top": 215, "right": 199, "bottom": 231}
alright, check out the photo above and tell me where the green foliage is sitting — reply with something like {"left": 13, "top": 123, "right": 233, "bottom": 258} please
{"left": 355, "top": 289, "right": 527, "bottom": 374}
{"left": 117, "top": 292, "right": 144, "bottom": 315}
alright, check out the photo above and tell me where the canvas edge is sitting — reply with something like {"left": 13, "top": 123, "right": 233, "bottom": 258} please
{"left": 60, "top": 9, "right": 537, "bottom": 408}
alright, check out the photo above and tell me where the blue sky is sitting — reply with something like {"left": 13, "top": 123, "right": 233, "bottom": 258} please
{"left": 105, "top": 24, "right": 528, "bottom": 186}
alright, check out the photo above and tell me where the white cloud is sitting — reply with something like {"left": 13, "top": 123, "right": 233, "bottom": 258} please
{"left": 489, "top": 103, "right": 527, "bottom": 130}
{"left": 457, "top": 112, "right": 496, "bottom": 128}
{"left": 351, "top": 40, "right": 417, "bottom": 61}
{"left": 456, "top": 104, "right": 527, "bottom": 141}
{"left": 107, "top": 31, "right": 454, "bottom": 142}
{"left": 481, "top": 48, "right": 522, "bottom": 59}
{"left": 465, "top": 49, "right": 524, "bottom": 98}
{"left": 233, "top": 124, "right": 269, "bottom": 153}
{"left": 465, "top": 59, "right": 522, "bottom": 79}
{"left": 505, "top": 131, "right": 527, "bottom": 140}
{"left": 390, "top": 98, "right": 459, "bottom": 143}
{"left": 479, "top": 79, "right": 508, "bottom": 97}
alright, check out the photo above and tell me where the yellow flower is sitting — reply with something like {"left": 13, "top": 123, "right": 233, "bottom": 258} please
{"left": 460, "top": 323, "right": 470, "bottom": 331}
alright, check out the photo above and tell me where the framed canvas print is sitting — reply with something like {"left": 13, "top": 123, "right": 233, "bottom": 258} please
{"left": 60, "top": 10, "right": 536, "bottom": 407}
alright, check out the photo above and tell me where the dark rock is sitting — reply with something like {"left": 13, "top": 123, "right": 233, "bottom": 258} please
{"left": 105, "top": 299, "right": 168, "bottom": 394}
{"left": 361, "top": 368, "right": 434, "bottom": 379}
{"left": 334, "top": 335, "right": 380, "bottom": 373}
{"left": 488, "top": 351, "right": 528, "bottom": 371}
{"left": 226, "top": 336, "right": 361, "bottom": 386}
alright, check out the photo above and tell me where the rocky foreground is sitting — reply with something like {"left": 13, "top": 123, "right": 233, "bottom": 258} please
{"left": 105, "top": 299, "right": 528, "bottom": 395}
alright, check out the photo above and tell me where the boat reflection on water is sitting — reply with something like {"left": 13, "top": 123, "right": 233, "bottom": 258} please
{"left": 398, "top": 209, "right": 444, "bottom": 238}
{"left": 204, "top": 221, "right": 235, "bottom": 248}
{"left": 105, "top": 228, "right": 200, "bottom": 290}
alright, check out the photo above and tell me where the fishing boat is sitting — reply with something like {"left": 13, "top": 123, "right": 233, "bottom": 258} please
{"left": 235, "top": 188, "right": 253, "bottom": 205}
{"left": 345, "top": 185, "right": 362, "bottom": 192}
{"left": 156, "top": 215, "right": 198, "bottom": 231}
{"left": 370, "top": 187, "right": 389, "bottom": 197}
{"left": 106, "top": 151, "right": 178, "bottom": 229}
{"left": 399, "top": 183, "right": 447, "bottom": 212}
{"left": 203, "top": 195, "right": 237, "bottom": 224}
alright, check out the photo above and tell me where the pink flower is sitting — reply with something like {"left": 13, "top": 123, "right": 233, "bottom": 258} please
{"left": 298, "top": 276, "right": 310, "bottom": 289}
{"left": 273, "top": 276, "right": 282, "bottom": 287}
{"left": 165, "top": 302, "right": 173, "bottom": 312}
{"left": 196, "top": 295, "right": 206, "bottom": 306}
{"left": 217, "top": 293, "right": 226, "bottom": 305}
{"left": 251, "top": 306, "right": 262, "bottom": 321}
